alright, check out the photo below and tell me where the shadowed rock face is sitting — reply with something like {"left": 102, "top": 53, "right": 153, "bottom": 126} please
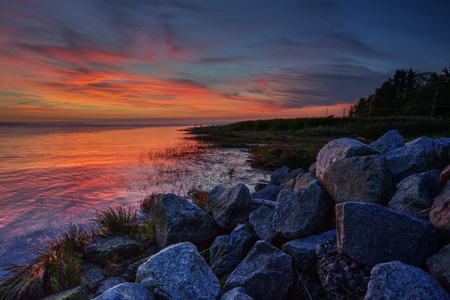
{"left": 249, "top": 205, "right": 277, "bottom": 243}
{"left": 365, "top": 261, "right": 449, "bottom": 300}
{"left": 223, "top": 240, "right": 293, "bottom": 300}
{"left": 336, "top": 202, "right": 438, "bottom": 266}
{"left": 322, "top": 155, "right": 394, "bottom": 205}
{"left": 206, "top": 184, "right": 252, "bottom": 229}
{"left": 136, "top": 242, "right": 221, "bottom": 300}
{"left": 430, "top": 181, "right": 450, "bottom": 244}
{"left": 150, "top": 193, "right": 218, "bottom": 249}
{"left": 427, "top": 243, "right": 450, "bottom": 293}
{"left": 385, "top": 144, "right": 426, "bottom": 185}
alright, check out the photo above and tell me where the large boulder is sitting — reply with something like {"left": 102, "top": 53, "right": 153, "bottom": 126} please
{"left": 316, "top": 138, "right": 379, "bottom": 180}
{"left": 223, "top": 240, "right": 293, "bottom": 300}
{"left": 85, "top": 236, "right": 142, "bottom": 265}
{"left": 206, "top": 184, "right": 252, "bottom": 229}
{"left": 249, "top": 205, "right": 277, "bottom": 243}
{"left": 220, "top": 287, "right": 253, "bottom": 300}
{"left": 336, "top": 202, "right": 438, "bottom": 266}
{"left": 433, "top": 137, "right": 450, "bottom": 149}
{"left": 279, "top": 168, "right": 305, "bottom": 189}
{"left": 430, "top": 181, "right": 450, "bottom": 244}
{"left": 385, "top": 144, "right": 426, "bottom": 184}
{"left": 388, "top": 171, "right": 440, "bottom": 219}
{"left": 269, "top": 166, "right": 292, "bottom": 186}
{"left": 251, "top": 185, "right": 280, "bottom": 202}
{"left": 273, "top": 183, "right": 326, "bottom": 239}
{"left": 93, "top": 283, "right": 154, "bottom": 300}
{"left": 282, "top": 230, "right": 336, "bottom": 271}
{"left": 316, "top": 242, "right": 372, "bottom": 300}
{"left": 96, "top": 277, "right": 126, "bottom": 296}
{"left": 369, "top": 129, "right": 404, "bottom": 154}
{"left": 427, "top": 243, "right": 450, "bottom": 292}
{"left": 405, "top": 136, "right": 434, "bottom": 153}
{"left": 427, "top": 145, "right": 450, "bottom": 171}
{"left": 364, "top": 261, "right": 449, "bottom": 300}
{"left": 209, "top": 222, "right": 259, "bottom": 279}
{"left": 293, "top": 172, "right": 322, "bottom": 191}
{"left": 136, "top": 242, "right": 221, "bottom": 299}
{"left": 322, "top": 155, "right": 394, "bottom": 205}
{"left": 150, "top": 193, "right": 218, "bottom": 249}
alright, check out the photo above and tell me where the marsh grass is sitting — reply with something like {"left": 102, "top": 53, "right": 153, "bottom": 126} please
{"left": 93, "top": 206, "right": 138, "bottom": 237}
{"left": 0, "top": 224, "right": 90, "bottom": 300}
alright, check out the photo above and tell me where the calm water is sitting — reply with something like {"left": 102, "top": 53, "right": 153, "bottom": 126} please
{"left": 0, "top": 124, "right": 269, "bottom": 275}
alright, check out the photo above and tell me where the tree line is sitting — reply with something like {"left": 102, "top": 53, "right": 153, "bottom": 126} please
{"left": 349, "top": 67, "right": 450, "bottom": 118}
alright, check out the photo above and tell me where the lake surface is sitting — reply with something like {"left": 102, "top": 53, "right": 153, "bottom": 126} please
{"left": 0, "top": 124, "right": 270, "bottom": 275}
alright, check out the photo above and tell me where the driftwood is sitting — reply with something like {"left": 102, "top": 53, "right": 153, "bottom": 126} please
{"left": 251, "top": 198, "right": 277, "bottom": 209}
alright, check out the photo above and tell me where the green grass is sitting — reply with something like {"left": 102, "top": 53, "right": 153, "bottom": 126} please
{"left": 0, "top": 225, "right": 91, "bottom": 300}
{"left": 93, "top": 205, "right": 138, "bottom": 236}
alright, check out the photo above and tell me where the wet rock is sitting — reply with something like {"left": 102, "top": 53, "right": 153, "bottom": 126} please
{"left": 269, "top": 166, "right": 292, "bottom": 186}
{"left": 369, "top": 129, "right": 404, "bottom": 154}
{"left": 282, "top": 230, "right": 336, "bottom": 271}
{"left": 365, "top": 261, "right": 449, "bottom": 300}
{"left": 249, "top": 205, "right": 277, "bottom": 243}
{"left": 430, "top": 181, "right": 450, "bottom": 244}
{"left": 316, "top": 242, "right": 372, "bottom": 300}
{"left": 388, "top": 171, "right": 440, "bottom": 219}
{"left": 405, "top": 136, "right": 434, "bottom": 153}
{"left": 293, "top": 172, "right": 322, "bottom": 191}
{"left": 223, "top": 240, "right": 293, "bottom": 300}
{"left": 316, "top": 138, "right": 379, "bottom": 180}
{"left": 220, "top": 287, "right": 254, "bottom": 300}
{"left": 427, "top": 243, "right": 450, "bottom": 292}
{"left": 136, "top": 242, "right": 221, "bottom": 300}
{"left": 93, "top": 283, "right": 154, "bottom": 300}
{"left": 441, "top": 165, "right": 450, "bottom": 188}
{"left": 251, "top": 185, "right": 280, "bottom": 202}
{"left": 336, "top": 202, "right": 438, "bottom": 266}
{"left": 209, "top": 222, "right": 259, "bottom": 279}
{"left": 273, "top": 183, "right": 326, "bottom": 239}
{"left": 85, "top": 236, "right": 142, "bottom": 265}
{"left": 96, "top": 277, "right": 126, "bottom": 296}
{"left": 427, "top": 145, "right": 450, "bottom": 171}
{"left": 151, "top": 193, "right": 218, "bottom": 248}
{"left": 385, "top": 144, "right": 427, "bottom": 184}
{"left": 322, "top": 155, "right": 393, "bottom": 205}
{"left": 206, "top": 184, "right": 252, "bottom": 229}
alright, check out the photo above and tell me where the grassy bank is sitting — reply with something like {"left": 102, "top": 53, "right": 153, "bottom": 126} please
{"left": 189, "top": 117, "right": 450, "bottom": 171}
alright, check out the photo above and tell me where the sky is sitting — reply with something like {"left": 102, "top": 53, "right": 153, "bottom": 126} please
{"left": 1, "top": 0, "right": 449, "bottom": 124}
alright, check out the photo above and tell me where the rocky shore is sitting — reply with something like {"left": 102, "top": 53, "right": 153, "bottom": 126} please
{"left": 43, "top": 130, "right": 450, "bottom": 299}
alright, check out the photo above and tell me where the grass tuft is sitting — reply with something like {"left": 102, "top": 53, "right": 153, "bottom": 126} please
{"left": 93, "top": 206, "right": 138, "bottom": 236}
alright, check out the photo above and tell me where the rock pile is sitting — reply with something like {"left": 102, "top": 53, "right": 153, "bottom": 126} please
{"left": 50, "top": 130, "right": 450, "bottom": 299}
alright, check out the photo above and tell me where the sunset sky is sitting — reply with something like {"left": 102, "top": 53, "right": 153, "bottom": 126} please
{"left": 1, "top": 0, "right": 449, "bottom": 124}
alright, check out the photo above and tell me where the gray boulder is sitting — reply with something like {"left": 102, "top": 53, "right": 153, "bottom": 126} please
{"left": 385, "top": 144, "right": 426, "bottom": 184}
{"left": 364, "top": 261, "right": 449, "bottom": 300}
{"left": 293, "top": 172, "right": 322, "bottom": 191}
{"left": 41, "top": 286, "right": 89, "bottom": 300}
{"left": 96, "top": 277, "right": 126, "bottom": 296}
{"left": 336, "top": 202, "right": 438, "bottom": 266}
{"left": 270, "top": 166, "right": 292, "bottom": 186}
{"left": 251, "top": 185, "right": 280, "bottom": 202}
{"left": 136, "top": 242, "right": 221, "bottom": 299}
{"left": 249, "top": 206, "right": 277, "bottom": 243}
{"left": 430, "top": 181, "right": 450, "bottom": 244}
{"left": 322, "top": 155, "right": 393, "bottom": 205}
{"left": 316, "top": 138, "right": 379, "bottom": 180}
{"left": 388, "top": 171, "right": 440, "bottom": 219}
{"left": 209, "top": 222, "right": 259, "bottom": 279}
{"left": 369, "top": 129, "right": 404, "bottom": 154}
{"left": 81, "top": 263, "right": 104, "bottom": 290}
{"left": 279, "top": 168, "right": 305, "bottom": 189}
{"left": 282, "top": 230, "right": 336, "bottom": 271}
{"left": 206, "top": 184, "right": 252, "bottom": 229}
{"left": 406, "top": 136, "right": 434, "bottom": 153}
{"left": 150, "top": 193, "right": 218, "bottom": 249}
{"left": 427, "top": 145, "right": 450, "bottom": 171}
{"left": 273, "top": 183, "right": 326, "bottom": 239}
{"left": 93, "top": 283, "right": 154, "bottom": 300}
{"left": 427, "top": 243, "right": 450, "bottom": 292}
{"left": 433, "top": 137, "right": 450, "bottom": 149}
{"left": 85, "top": 236, "right": 142, "bottom": 265}
{"left": 223, "top": 240, "right": 293, "bottom": 300}
{"left": 220, "top": 287, "right": 254, "bottom": 300}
